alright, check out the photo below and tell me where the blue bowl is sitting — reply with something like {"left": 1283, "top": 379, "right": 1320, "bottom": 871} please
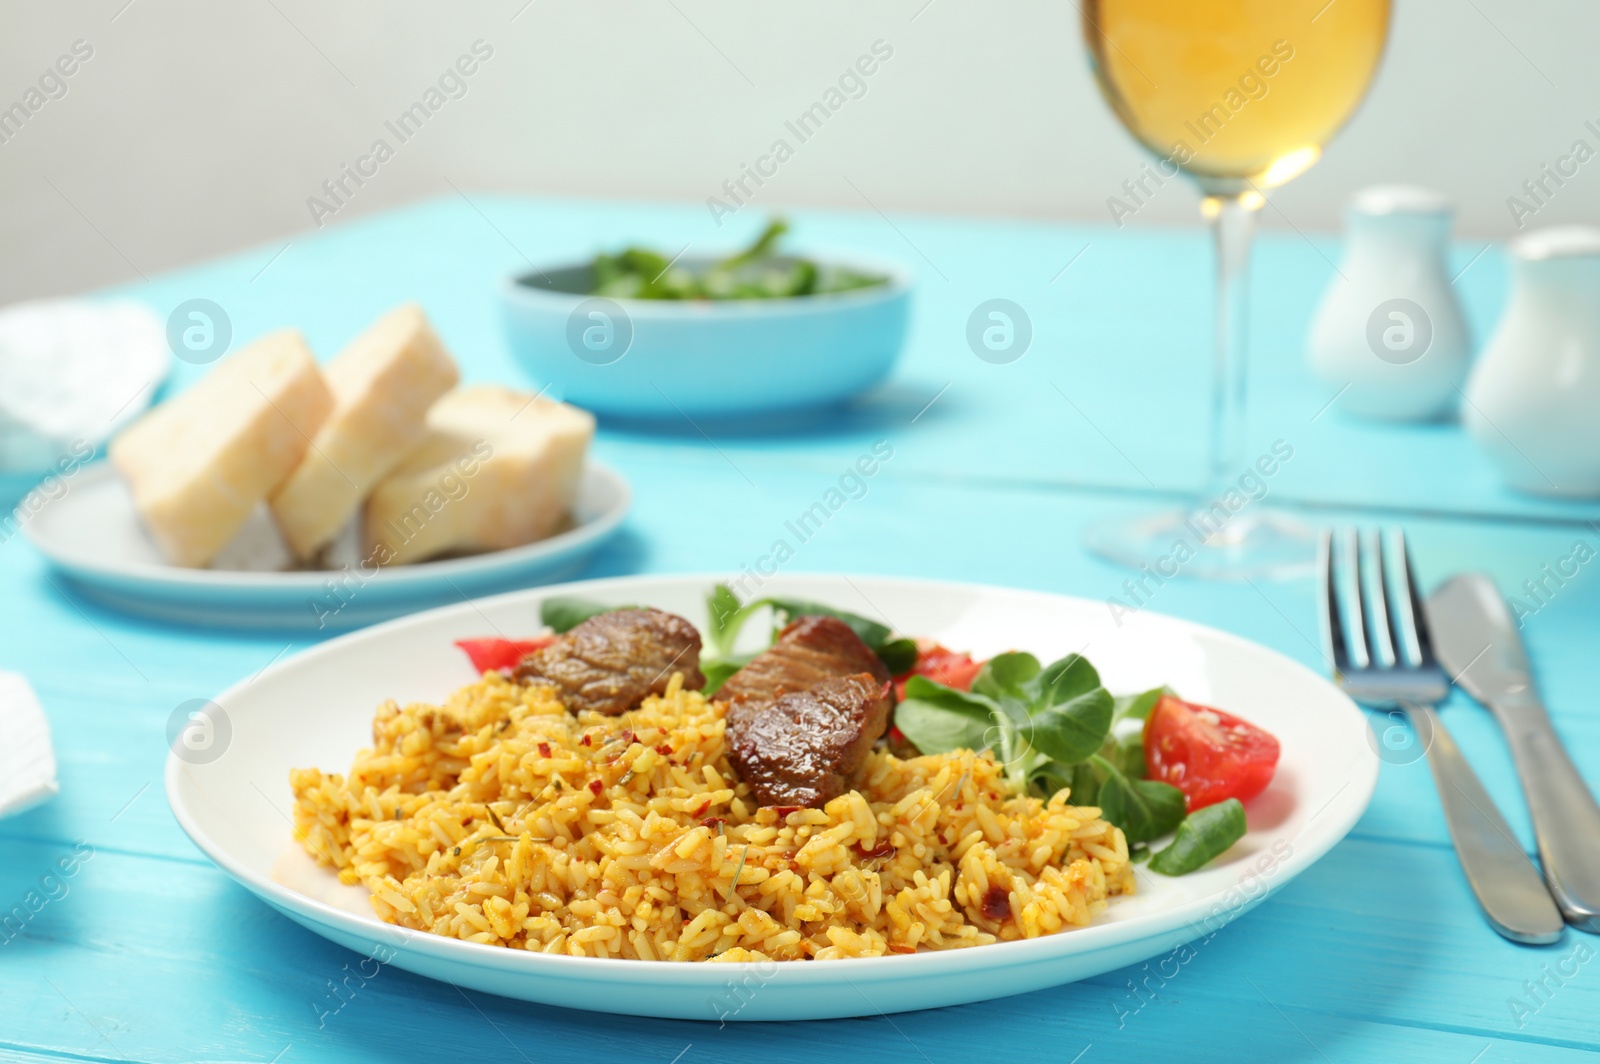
{"left": 498, "top": 255, "right": 912, "bottom": 420}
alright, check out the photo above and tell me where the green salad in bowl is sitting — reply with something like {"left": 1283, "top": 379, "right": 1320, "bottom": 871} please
{"left": 500, "top": 219, "right": 911, "bottom": 420}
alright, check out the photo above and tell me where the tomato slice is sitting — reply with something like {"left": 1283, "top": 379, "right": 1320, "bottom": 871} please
{"left": 455, "top": 636, "right": 554, "bottom": 674}
{"left": 1144, "top": 694, "right": 1280, "bottom": 811}
{"left": 893, "top": 641, "right": 984, "bottom": 700}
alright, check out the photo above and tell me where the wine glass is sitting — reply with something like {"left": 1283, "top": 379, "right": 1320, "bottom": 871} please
{"left": 1080, "top": 0, "right": 1391, "bottom": 578}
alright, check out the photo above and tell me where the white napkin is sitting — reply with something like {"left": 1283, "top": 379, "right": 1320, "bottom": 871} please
{"left": 0, "top": 670, "right": 59, "bottom": 818}
{"left": 0, "top": 297, "right": 168, "bottom": 474}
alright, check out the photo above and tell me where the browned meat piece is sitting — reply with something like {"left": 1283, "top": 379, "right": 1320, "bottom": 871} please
{"left": 717, "top": 615, "right": 890, "bottom": 710}
{"left": 725, "top": 673, "right": 892, "bottom": 807}
{"left": 513, "top": 608, "right": 704, "bottom": 715}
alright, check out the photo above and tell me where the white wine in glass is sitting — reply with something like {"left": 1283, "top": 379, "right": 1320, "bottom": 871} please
{"left": 1080, "top": 0, "right": 1391, "bottom": 578}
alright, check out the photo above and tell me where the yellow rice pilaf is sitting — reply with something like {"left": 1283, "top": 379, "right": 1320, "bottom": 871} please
{"left": 290, "top": 670, "right": 1134, "bottom": 961}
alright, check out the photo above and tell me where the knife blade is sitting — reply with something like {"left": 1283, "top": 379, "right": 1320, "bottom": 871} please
{"left": 1428, "top": 574, "right": 1536, "bottom": 703}
{"left": 1428, "top": 572, "right": 1600, "bottom": 933}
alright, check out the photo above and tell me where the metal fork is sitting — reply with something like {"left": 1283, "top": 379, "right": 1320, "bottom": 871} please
{"left": 1320, "top": 529, "right": 1563, "bottom": 945}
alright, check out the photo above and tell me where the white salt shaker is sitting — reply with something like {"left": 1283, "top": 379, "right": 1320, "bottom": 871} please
{"left": 1307, "top": 186, "right": 1472, "bottom": 420}
{"left": 1464, "top": 226, "right": 1600, "bottom": 497}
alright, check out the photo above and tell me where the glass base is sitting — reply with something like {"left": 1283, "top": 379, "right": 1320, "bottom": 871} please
{"left": 1083, "top": 506, "right": 1317, "bottom": 581}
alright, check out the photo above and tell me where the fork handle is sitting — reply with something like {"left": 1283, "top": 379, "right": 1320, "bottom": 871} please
{"left": 1490, "top": 695, "right": 1600, "bottom": 933}
{"left": 1406, "top": 701, "right": 1565, "bottom": 945}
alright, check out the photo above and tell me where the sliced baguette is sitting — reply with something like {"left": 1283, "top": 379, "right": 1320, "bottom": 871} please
{"left": 363, "top": 385, "right": 594, "bottom": 566}
{"left": 111, "top": 329, "right": 332, "bottom": 568}
{"left": 267, "top": 304, "right": 459, "bottom": 559}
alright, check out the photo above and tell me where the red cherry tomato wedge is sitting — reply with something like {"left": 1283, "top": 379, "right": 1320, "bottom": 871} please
{"left": 455, "top": 636, "right": 554, "bottom": 674}
{"left": 1144, "top": 694, "right": 1280, "bottom": 811}
{"left": 893, "top": 642, "right": 984, "bottom": 700}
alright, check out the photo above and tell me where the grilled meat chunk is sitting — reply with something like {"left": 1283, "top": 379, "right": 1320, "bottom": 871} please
{"left": 513, "top": 608, "right": 704, "bottom": 716}
{"left": 725, "top": 673, "right": 892, "bottom": 807}
{"left": 717, "top": 615, "right": 890, "bottom": 710}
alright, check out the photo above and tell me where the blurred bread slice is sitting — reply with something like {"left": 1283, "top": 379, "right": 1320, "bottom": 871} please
{"left": 268, "top": 305, "right": 459, "bottom": 559}
{"left": 111, "top": 329, "right": 332, "bottom": 568}
{"left": 363, "top": 385, "right": 594, "bottom": 566}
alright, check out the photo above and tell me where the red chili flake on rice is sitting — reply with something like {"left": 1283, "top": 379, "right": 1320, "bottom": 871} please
{"left": 980, "top": 886, "right": 1011, "bottom": 921}
{"left": 588, "top": 780, "right": 603, "bottom": 796}
{"left": 537, "top": 742, "right": 551, "bottom": 758}
{"left": 701, "top": 816, "right": 726, "bottom": 830}
{"left": 656, "top": 744, "right": 673, "bottom": 756}
{"left": 579, "top": 733, "right": 592, "bottom": 747}
{"left": 889, "top": 943, "right": 916, "bottom": 955}
{"left": 691, "top": 799, "right": 711, "bottom": 818}
{"left": 857, "top": 838, "right": 895, "bottom": 859}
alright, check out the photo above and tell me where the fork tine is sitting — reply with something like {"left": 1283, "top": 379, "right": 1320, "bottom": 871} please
{"left": 1319, "top": 530, "right": 1353, "bottom": 674}
{"left": 1394, "top": 529, "right": 1439, "bottom": 667}
{"left": 1375, "top": 528, "right": 1411, "bottom": 667}
{"left": 1348, "top": 528, "right": 1383, "bottom": 670}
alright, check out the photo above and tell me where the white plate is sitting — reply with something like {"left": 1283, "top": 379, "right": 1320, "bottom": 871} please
{"left": 165, "top": 573, "right": 1377, "bottom": 1021}
{"left": 23, "top": 463, "right": 630, "bottom": 630}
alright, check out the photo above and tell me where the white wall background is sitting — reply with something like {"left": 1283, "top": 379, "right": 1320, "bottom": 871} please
{"left": 2, "top": 0, "right": 1597, "bottom": 302}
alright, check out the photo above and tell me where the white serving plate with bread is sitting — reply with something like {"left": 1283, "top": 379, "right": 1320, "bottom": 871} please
{"left": 23, "top": 460, "right": 628, "bottom": 629}
{"left": 22, "top": 303, "right": 629, "bottom": 629}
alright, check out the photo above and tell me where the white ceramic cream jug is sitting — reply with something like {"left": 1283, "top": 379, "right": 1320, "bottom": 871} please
{"left": 1464, "top": 226, "right": 1600, "bottom": 497}
{"left": 1307, "top": 186, "right": 1472, "bottom": 420}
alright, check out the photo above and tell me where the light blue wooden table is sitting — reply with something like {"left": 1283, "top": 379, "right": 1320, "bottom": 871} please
{"left": 3, "top": 196, "right": 1598, "bottom": 1063}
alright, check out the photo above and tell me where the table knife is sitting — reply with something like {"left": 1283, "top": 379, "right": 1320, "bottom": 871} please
{"left": 1428, "top": 572, "right": 1600, "bottom": 933}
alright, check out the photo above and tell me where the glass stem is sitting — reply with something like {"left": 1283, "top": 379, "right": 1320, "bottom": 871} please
{"left": 1203, "top": 192, "right": 1262, "bottom": 507}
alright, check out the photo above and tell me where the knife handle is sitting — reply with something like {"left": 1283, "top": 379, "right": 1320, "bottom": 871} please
{"left": 1407, "top": 702, "right": 1565, "bottom": 944}
{"left": 1493, "top": 696, "right": 1600, "bottom": 933}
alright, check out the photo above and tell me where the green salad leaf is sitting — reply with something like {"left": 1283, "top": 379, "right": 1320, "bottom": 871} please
{"left": 1108, "top": 731, "right": 1145, "bottom": 778}
{"left": 971, "top": 651, "right": 1041, "bottom": 705}
{"left": 714, "top": 217, "right": 788, "bottom": 268}
{"left": 705, "top": 584, "right": 746, "bottom": 658}
{"left": 1065, "top": 759, "right": 1108, "bottom": 807}
{"left": 1058, "top": 691, "right": 1151, "bottom": 808}
{"left": 902, "top": 653, "right": 1115, "bottom": 794}
{"left": 1026, "top": 660, "right": 1114, "bottom": 766}
{"left": 1112, "top": 686, "right": 1168, "bottom": 724}
{"left": 1027, "top": 694, "right": 1114, "bottom": 768}
{"left": 1092, "top": 754, "right": 1187, "bottom": 844}
{"left": 1040, "top": 654, "right": 1105, "bottom": 708}
{"left": 1149, "top": 799, "right": 1247, "bottom": 875}
{"left": 757, "top": 597, "right": 892, "bottom": 649}
{"left": 875, "top": 637, "right": 919, "bottom": 676}
{"left": 894, "top": 677, "right": 996, "bottom": 755}
{"left": 701, "top": 652, "right": 759, "bottom": 696}
{"left": 700, "top": 585, "right": 911, "bottom": 680}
